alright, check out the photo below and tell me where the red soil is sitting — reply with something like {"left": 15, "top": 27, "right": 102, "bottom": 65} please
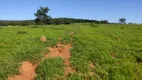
{"left": 89, "top": 62, "right": 95, "bottom": 69}
{"left": 89, "top": 62, "right": 95, "bottom": 76}
{"left": 8, "top": 34, "right": 74, "bottom": 80}
{"left": 8, "top": 61, "right": 37, "bottom": 80}
{"left": 46, "top": 43, "right": 75, "bottom": 75}
{"left": 8, "top": 43, "right": 74, "bottom": 80}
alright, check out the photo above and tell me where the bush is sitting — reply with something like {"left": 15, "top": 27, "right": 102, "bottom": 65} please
{"left": 21, "top": 20, "right": 36, "bottom": 26}
{"left": 91, "top": 24, "right": 98, "bottom": 27}
{"left": 121, "top": 27, "right": 124, "bottom": 29}
{"left": 30, "top": 25, "right": 39, "bottom": 28}
{"left": 0, "top": 27, "right": 3, "bottom": 30}
{"left": 0, "top": 20, "right": 35, "bottom": 26}
{"left": 17, "top": 31, "right": 28, "bottom": 34}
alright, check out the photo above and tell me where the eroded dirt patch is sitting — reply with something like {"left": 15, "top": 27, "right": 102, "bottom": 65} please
{"left": 8, "top": 61, "right": 37, "bottom": 80}
{"left": 89, "top": 62, "right": 95, "bottom": 69}
{"left": 46, "top": 43, "right": 75, "bottom": 76}
{"left": 110, "top": 52, "right": 116, "bottom": 58}
{"left": 40, "top": 36, "right": 47, "bottom": 42}
{"left": 8, "top": 33, "right": 75, "bottom": 80}
{"left": 89, "top": 62, "right": 95, "bottom": 76}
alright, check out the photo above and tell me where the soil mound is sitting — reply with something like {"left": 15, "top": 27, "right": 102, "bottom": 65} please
{"left": 8, "top": 61, "right": 36, "bottom": 80}
{"left": 40, "top": 36, "right": 47, "bottom": 42}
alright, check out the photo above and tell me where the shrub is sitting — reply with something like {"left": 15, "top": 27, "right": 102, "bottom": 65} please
{"left": 30, "top": 25, "right": 39, "bottom": 28}
{"left": 21, "top": 20, "right": 36, "bottom": 26}
{"left": 17, "top": 31, "right": 28, "bottom": 34}
{"left": 121, "top": 27, "right": 124, "bottom": 29}
{"left": 91, "top": 24, "right": 98, "bottom": 27}
{"left": 0, "top": 27, "right": 3, "bottom": 30}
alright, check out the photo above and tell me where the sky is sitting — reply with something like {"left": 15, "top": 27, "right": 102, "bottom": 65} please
{"left": 0, "top": 0, "right": 141, "bottom": 23}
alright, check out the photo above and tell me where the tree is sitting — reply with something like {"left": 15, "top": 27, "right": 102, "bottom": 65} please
{"left": 104, "top": 20, "right": 108, "bottom": 24}
{"left": 100, "top": 20, "right": 108, "bottom": 24}
{"left": 119, "top": 18, "right": 126, "bottom": 24}
{"left": 34, "top": 6, "right": 51, "bottom": 25}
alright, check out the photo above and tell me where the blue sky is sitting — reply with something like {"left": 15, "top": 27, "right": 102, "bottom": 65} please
{"left": 0, "top": 0, "right": 141, "bottom": 23}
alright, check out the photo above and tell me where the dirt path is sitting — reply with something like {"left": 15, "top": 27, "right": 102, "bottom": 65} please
{"left": 8, "top": 32, "right": 75, "bottom": 80}
{"left": 46, "top": 43, "right": 75, "bottom": 76}
{"left": 8, "top": 43, "right": 74, "bottom": 80}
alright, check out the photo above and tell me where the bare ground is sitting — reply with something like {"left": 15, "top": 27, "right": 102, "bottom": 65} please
{"left": 46, "top": 43, "right": 75, "bottom": 76}
{"left": 8, "top": 61, "right": 37, "bottom": 80}
{"left": 8, "top": 43, "right": 75, "bottom": 80}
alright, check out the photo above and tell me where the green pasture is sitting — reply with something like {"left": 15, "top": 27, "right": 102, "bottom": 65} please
{"left": 0, "top": 24, "right": 141, "bottom": 80}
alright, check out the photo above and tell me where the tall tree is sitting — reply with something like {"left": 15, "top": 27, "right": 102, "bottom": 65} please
{"left": 119, "top": 18, "right": 126, "bottom": 24}
{"left": 34, "top": 6, "right": 51, "bottom": 24}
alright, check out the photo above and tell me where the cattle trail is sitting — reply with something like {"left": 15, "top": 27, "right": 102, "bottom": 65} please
{"left": 46, "top": 43, "right": 75, "bottom": 76}
{"left": 8, "top": 35, "right": 75, "bottom": 80}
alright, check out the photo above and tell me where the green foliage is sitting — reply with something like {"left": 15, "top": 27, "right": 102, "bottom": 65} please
{"left": 17, "top": 31, "right": 28, "bottom": 34}
{"left": 0, "top": 18, "right": 110, "bottom": 26}
{"left": 100, "top": 20, "right": 108, "bottom": 24}
{"left": 70, "top": 24, "right": 142, "bottom": 80}
{"left": 35, "top": 58, "right": 64, "bottom": 80}
{"left": 67, "top": 73, "right": 96, "bottom": 80}
{"left": 119, "top": 18, "right": 126, "bottom": 24}
{"left": 51, "top": 18, "right": 72, "bottom": 25}
{"left": 0, "top": 20, "right": 35, "bottom": 26}
{"left": 30, "top": 25, "right": 39, "bottom": 28}
{"left": 0, "top": 27, "right": 3, "bottom": 30}
{"left": 90, "top": 24, "right": 98, "bottom": 27}
{"left": 0, "top": 26, "right": 66, "bottom": 79}
{"left": 67, "top": 73, "right": 83, "bottom": 80}
{"left": 0, "top": 24, "right": 141, "bottom": 80}
{"left": 34, "top": 6, "right": 51, "bottom": 25}
{"left": 21, "top": 20, "right": 36, "bottom": 26}
{"left": 51, "top": 18, "right": 110, "bottom": 25}
{"left": 35, "top": 18, "right": 42, "bottom": 25}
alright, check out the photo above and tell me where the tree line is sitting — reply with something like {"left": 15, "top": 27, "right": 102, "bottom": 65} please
{"left": 34, "top": 6, "right": 109, "bottom": 25}
{"left": 0, "top": 18, "right": 110, "bottom": 26}
{"left": 0, "top": 6, "right": 127, "bottom": 26}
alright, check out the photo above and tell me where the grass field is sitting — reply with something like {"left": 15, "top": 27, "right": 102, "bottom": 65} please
{"left": 0, "top": 24, "right": 142, "bottom": 80}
